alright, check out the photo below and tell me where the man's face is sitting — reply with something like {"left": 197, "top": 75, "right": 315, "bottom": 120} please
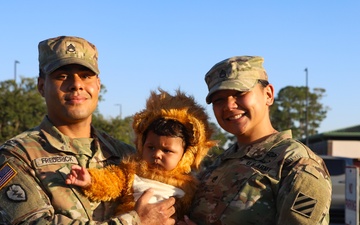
{"left": 37, "top": 64, "right": 101, "bottom": 126}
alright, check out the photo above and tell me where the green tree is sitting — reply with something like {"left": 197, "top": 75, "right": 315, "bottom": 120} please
{"left": 200, "top": 122, "right": 230, "bottom": 168}
{"left": 92, "top": 114, "right": 135, "bottom": 145}
{"left": 270, "top": 86, "right": 329, "bottom": 140}
{"left": 0, "top": 77, "right": 46, "bottom": 143}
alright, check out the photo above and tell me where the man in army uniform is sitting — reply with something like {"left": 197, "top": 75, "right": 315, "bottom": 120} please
{"left": 0, "top": 36, "right": 175, "bottom": 224}
{"left": 181, "top": 56, "right": 332, "bottom": 225}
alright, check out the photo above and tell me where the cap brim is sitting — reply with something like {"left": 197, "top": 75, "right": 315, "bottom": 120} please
{"left": 206, "top": 79, "right": 258, "bottom": 104}
{"left": 42, "top": 58, "right": 100, "bottom": 75}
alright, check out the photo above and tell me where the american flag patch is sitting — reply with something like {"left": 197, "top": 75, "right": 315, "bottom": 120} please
{"left": 0, "top": 163, "right": 17, "bottom": 190}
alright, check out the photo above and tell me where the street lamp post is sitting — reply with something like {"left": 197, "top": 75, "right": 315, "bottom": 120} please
{"left": 304, "top": 68, "right": 309, "bottom": 146}
{"left": 14, "top": 60, "right": 20, "bottom": 82}
{"left": 115, "top": 104, "right": 122, "bottom": 119}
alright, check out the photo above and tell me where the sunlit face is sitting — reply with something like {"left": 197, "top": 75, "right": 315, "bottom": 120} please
{"left": 142, "top": 131, "right": 185, "bottom": 171}
{"left": 37, "top": 64, "right": 100, "bottom": 126}
{"left": 210, "top": 83, "right": 273, "bottom": 141}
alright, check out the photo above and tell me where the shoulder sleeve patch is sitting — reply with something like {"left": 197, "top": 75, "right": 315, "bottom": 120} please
{"left": 291, "top": 192, "right": 317, "bottom": 218}
{"left": 6, "top": 184, "right": 27, "bottom": 202}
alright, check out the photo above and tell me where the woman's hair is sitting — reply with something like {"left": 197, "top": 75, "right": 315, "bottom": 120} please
{"left": 258, "top": 79, "right": 269, "bottom": 87}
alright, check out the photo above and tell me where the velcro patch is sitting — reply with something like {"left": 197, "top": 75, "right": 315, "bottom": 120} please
{"left": 34, "top": 155, "right": 78, "bottom": 167}
{"left": 291, "top": 192, "right": 317, "bottom": 218}
{"left": 0, "top": 163, "right": 17, "bottom": 190}
{"left": 6, "top": 184, "right": 27, "bottom": 201}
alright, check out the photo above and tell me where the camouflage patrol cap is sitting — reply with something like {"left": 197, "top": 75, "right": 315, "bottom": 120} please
{"left": 38, "top": 36, "right": 100, "bottom": 75}
{"left": 204, "top": 56, "right": 268, "bottom": 104}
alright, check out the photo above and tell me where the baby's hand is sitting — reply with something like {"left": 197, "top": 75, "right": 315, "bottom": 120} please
{"left": 65, "top": 165, "right": 91, "bottom": 188}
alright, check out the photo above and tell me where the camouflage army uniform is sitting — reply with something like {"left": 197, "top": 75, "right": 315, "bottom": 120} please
{"left": 0, "top": 116, "right": 141, "bottom": 224}
{"left": 190, "top": 130, "right": 332, "bottom": 225}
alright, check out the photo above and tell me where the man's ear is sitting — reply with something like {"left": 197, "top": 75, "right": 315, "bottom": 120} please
{"left": 37, "top": 77, "right": 45, "bottom": 97}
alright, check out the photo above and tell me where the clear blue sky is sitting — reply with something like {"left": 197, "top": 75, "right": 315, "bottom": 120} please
{"left": 1, "top": 1, "right": 359, "bottom": 133}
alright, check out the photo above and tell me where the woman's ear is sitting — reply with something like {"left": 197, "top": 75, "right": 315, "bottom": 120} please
{"left": 97, "top": 76, "right": 101, "bottom": 91}
{"left": 265, "top": 84, "right": 275, "bottom": 106}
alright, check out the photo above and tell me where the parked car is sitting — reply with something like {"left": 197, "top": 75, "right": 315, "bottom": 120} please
{"left": 320, "top": 155, "right": 360, "bottom": 224}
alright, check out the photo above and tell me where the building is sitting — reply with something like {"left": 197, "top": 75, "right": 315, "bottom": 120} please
{"left": 303, "top": 125, "right": 360, "bottom": 158}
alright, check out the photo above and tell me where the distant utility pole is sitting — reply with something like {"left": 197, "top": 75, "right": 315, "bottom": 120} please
{"left": 115, "top": 104, "right": 122, "bottom": 119}
{"left": 304, "top": 68, "right": 309, "bottom": 146}
{"left": 14, "top": 60, "right": 20, "bottom": 82}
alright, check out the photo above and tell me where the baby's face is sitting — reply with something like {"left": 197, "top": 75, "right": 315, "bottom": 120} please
{"left": 142, "top": 131, "right": 185, "bottom": 171}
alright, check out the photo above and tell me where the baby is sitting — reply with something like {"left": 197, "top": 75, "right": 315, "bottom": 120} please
{"left": 66, "top": 89, "right": 217, "bottom": 220}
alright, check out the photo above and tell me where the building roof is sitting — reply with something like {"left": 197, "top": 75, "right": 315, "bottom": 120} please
{"left": 305, "top": 125, "right": 360, "bottom": 143}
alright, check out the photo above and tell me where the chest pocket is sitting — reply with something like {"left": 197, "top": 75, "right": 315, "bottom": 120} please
{"left": 32, "top": 156, "right": 78, "bottom": 193}
{"left": 31, "top": 156, "right": 93, "bottom": 220}
{"left": 193, "top": 160, "right": 276, "bottom": 224}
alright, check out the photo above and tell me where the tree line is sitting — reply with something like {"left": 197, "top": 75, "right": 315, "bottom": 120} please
{"left": 0, "top": 77, "right": 328, "bottom": 164}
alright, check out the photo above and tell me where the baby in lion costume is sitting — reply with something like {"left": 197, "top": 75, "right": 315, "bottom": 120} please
{"left": 66, "top": 89, "right": 217, "bottom": 220}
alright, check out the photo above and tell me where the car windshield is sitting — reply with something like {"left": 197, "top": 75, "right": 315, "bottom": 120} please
{"left": 324, "top": 158, "right": 352, "bottom": 176}
{"left": 323, "top": 158, "right": 347, "bottom": 176}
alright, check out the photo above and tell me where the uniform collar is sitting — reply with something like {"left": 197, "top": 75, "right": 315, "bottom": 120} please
{"left": 38, "top": 116, "right": 111, "bottom": 160}
{"left": 222, "top": 130, "right": 293, "bottom": 160}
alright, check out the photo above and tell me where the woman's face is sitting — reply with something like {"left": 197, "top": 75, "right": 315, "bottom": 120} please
{"left": 211, "top": 83, "right": 274, "bottom": 142}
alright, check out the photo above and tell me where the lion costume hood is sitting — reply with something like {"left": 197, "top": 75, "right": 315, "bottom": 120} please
{"left": 132, "top": 88, "right": 217, "bottom": 174}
